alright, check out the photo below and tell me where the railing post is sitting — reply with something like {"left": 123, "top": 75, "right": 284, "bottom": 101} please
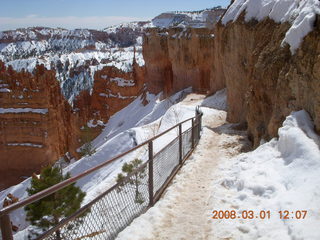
{"left": 196, "top": 114, "right": 200, "bottom": 142}
{"left": 198, "top": 113, "right": 202, "bottom": 136}
{"left": 191, "top": 118, "right": 195, "bottom": 148}
{"left": 179, "top": 124, "right": 182, "bottom": 164}
{"left": 148, "top": 141, "right": 154, "bottom": 206}
{"left": 0, "top": 214, "right": 13, "bottom": 240}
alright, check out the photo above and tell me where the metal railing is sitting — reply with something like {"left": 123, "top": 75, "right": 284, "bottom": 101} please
{"left": 0, "top": 110, "right": 203, "bottom": 240}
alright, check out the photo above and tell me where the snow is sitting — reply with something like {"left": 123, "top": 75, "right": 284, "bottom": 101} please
{"left": 104, "top": 21, "right": 152, "bottom": 34}
{"left": 0, "top": 24, "right": 147, "bottom": 104}
{"left": 201, "top": 88, "right": 227, "bottom": 111}
{"left": 222, "top": 0, "right": 320, "bottom": 54}
{"left": 0, "top": 108, "right": 48, "bottom": 114}
{"left": 110, "top": 77, "right": 135, "bottom": 87}
{"left": 0, "top": 88, "right": 11, "bottom": 93}
{"left": 116, "top": 91, "right": 232, "bottom": 240}
{"left": 151, "top": 8, "right": 224, "bottom": 29}
{"left": 4, "top": 45, "right": 144, "bottom": 104}
{"left": 116, "top": 91, "right": 320, "bottom": 240}
{"left": 152, "top": 12, "right": 207, "bottom": 29}
{"left": 6, "top": 143, "right": 43, "bottom": 148}
{"left": 210, "top": 110, "right": 320, "bottom": 239}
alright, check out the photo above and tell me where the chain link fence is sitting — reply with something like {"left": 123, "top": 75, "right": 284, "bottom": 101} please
{"left": 41, "top": 163, "right": 149, "bottom": 240}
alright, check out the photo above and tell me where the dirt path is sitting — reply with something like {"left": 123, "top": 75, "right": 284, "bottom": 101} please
{"left": 152, "top": 114, "right": 225, "bottom": 239}
{"left": 117, "top": 94, "right": 248, "bottom": 240}
{"left": 149, "top": 95, "right": 246, "bottom": 240}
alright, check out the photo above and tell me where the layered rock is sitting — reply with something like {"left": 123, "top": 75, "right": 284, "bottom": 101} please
{"left": 0, "top": 59, "right": 145, "bottom": 190}
{"left": 142, "top": 7, "right": 227, "bottom": 97}
{"left": 143, "top": 27, "right": 224, "bottom": 96}
{"left": 214, "top": 14, "right": 320, "bottom": 146}
{"left": 0, "top": 62, "right": 79, "bottom": 190}
{"left": 75, "top": 59, "right": 145, "bottom": 123}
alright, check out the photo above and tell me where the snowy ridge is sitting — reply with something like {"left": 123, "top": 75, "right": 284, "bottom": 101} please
{"left": 0, "top": 24, "right": 147, "bottom": 103}
{"left": 103, "top": 21, "right": 152, "bottom": 34}
{"left": 222, "top": 0, "right": 320, "bottom": 53}
{"left": 151, "top": 7, "right": 225, "bottom": 28}
{"left": 6, "top": 46, "right": 144, "bottom": 103}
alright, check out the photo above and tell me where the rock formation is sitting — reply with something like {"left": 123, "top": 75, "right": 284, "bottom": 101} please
{"left": 0, "top": 57, "right": 145, "bottom": 190}
{"left": 143, "top": 27, "right": 224, "bottom": 96}
{"left": 214, "top": 13, "right": 320, "bottom": 147}
{"left": 0, "top": 62, "right": 79, "bottom": 189}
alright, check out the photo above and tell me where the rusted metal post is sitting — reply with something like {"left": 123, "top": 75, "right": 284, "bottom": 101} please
{"left": 191, "top": 118, "right": 195, "bottom": 148}
{"left": 0, "top": 214, "right": 13, "bottom": 240}
{"left": 148, "top": 141, "right": 154, "bottom": 206}
{"left": 196, "top": 115, "right": 200, "bottom": 141}
{"left": 179, "top": 124, "right": 182, "bottom": 164}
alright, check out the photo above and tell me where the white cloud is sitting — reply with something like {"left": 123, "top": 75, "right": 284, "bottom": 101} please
{"left": 0, "top": 15, "right": 149, "bottom": 31}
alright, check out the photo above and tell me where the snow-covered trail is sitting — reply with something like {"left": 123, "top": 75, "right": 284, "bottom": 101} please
{"left": 151, "top": 100, "right": 226, "bottom": 239}
{"left": 117, "top": 93, "right": 249, "bottom": 240}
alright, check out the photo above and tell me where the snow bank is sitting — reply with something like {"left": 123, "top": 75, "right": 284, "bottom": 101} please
{"left": 222, "top": 0, "right": 320, "bottom": 53}
{"left": 201, "top": 88, "right": 227, "bottom": 111}
{"left": 211, "top": 110, "right": 320, "bottom": 239}
{"left": 0, "top": 108, "right": 48, "bottom": 114}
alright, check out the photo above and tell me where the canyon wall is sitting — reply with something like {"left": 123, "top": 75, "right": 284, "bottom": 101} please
{"left": 0, "top": 62, "right": 79, "bottom": 189}
{"left": 143, "top": 28, "right": 225, "bottom": 96}
{"left": 214, "top": 14, "right": 320, "bottom": 146}
{"left": 0, "top": 60, "right": 145, "bottom": 190}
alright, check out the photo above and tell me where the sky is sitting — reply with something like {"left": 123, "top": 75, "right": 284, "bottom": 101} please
{"left": 0, "top": 0, "right": 231, "bottom": 31}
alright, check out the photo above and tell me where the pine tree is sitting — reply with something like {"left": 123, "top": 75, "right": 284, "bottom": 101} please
{"left": 116, "top": 159, "right": 146, "bottom": 204}
{"left": 80, "top": 126, "right": 96, "bottom": 157}
{"left": 25, "top": 166, "right": 85, "bottom": 240}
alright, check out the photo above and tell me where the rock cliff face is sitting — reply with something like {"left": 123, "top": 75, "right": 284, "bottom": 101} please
{"left": 214, "top": 14, "right": 320, "bottom": 146}
{"left": 143, "top": 27, "right": 224, "bottom": 96}
{"left": 0, "top": 62, "right": 79, "bottom": 189}
{"left": 141, "top": 7, "right": 227, "bottom": 97}
{"left": 0, "top": 23, "right": 148, "bottom": 190}
{"left": 75, "top": 61, "right": 145, "bottom": 123}
{"left": 0, "top": 60, "right": 145, "bottom": 190}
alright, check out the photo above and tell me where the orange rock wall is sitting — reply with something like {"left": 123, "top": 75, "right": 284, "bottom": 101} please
{"left": 143, "top": 28, "right": 224, "bottom": 96}
{"left": 0, "top": 60, "right": 145, "bottom": 190}
{"left": 0, "top": 63, "right": 79, "bottom": 189}
{"left": 214, "top": 16, "right": 320, "bottom": 146}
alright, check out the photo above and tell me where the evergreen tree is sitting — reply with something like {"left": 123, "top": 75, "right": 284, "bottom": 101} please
{"left": 116, "top": 159, "right": 146, "bottom": 204}
{"left": 25, "top": 166, "right": 85, "bottom": 240}
{"left": 80, "top": 126, "right": 96, "bottom": 157}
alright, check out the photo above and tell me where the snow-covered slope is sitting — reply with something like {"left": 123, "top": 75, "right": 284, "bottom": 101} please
{"left": 222, "top": 0, "right": 320, "bottom": 53}
{"left": 0, "top": 88, "right": 196, "bottom": 238}
{"left": 152, "top": 7, "right": 225, "bottom": 28}
{"left": 211, "top": 110, "right": 320, "bottom": 239}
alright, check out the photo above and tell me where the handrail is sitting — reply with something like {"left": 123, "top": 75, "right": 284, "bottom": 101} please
{"left": 37, "top": 160, "right": 151, "bottom": 239}
{"left": 0, "top": 116, "right": 195, "bottom": 217}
